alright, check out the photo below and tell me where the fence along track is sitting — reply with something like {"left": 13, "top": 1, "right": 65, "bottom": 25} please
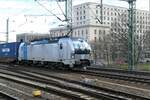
{"left": 0, "top": 65, "right": 149, "bottom": 100}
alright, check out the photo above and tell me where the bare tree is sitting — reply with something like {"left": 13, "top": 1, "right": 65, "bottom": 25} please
{"left": 108, "top": 11, "right": 147, "bottom": 64}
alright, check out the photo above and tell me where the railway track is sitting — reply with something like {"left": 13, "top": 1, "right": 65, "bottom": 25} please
{"left": 88, "top": 66, "right": 150, "bottom": 76}
{"left": 0, "top": 71, "right": 94, "bottom": 100}
{"left": 1, "top": 67, "right": 129, "bottom": 100}
{"left": 0, "top": 91, "right": 18, "bottom": 100}
{"left": 0, "top": 64, "right": 149, "bottom": 99}
{"left": 75, "top": 67, "right": 150, "bottom": 84}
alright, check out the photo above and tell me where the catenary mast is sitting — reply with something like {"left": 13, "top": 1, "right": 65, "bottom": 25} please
{"left": 120, "top": 0, "right": 136, "bottom": 71}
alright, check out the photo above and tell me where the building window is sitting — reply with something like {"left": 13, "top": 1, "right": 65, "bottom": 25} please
{"left": 96, "top": 10, "right": 98, "bottom": 14}
{"left": 99, "top": 30, "right": 101, "bottom": 35}
{"left": 83, "top": 10, "right": 86, "bottom": 14}
{"left": 77, "top": 17, "right": 79, "bottom": 20}
{"left": 83, "top": 16, "right": 86, "bottom": 19}
{"left": 94, "top": 29, "right": 97, "bottom": 35}
{"left": 80, "top": 11, "right": 82, "bottom": 14}
{"left": 78, "top": 30, "right": 80, "bottom": 36}
{"left": 104, "top": 11, "right": 106, "bottom": 15}
{"left": 82, "top": 30, "right": 84, "bottom": 36}
{"left": 83, "top": 21, "right": 85, "bottom": 24}
{"left": 94, "top": 37, "right": 97, "bottom": 42}
{"left": 99, "top": 37, "right": 101, "bottom": 41}
{"left": 111, "top": 12, "right": 113, "bottom": 16}
{"left": 111, "top": 17, "right": 113, "bottom": 21}
{"left": 86, "top": 29, "right": 88, "bottom": 34}
{"left": 107, "top": 17, "right": 109, "bottom": 20}
{"left": 104, "top": 16, "right": 106, "bottom": 20}
{"left": 107, "top": 12, "right": 109, "bottom": 16}
{"left": 103, "top": 30, "right": 106, "bottom": 35}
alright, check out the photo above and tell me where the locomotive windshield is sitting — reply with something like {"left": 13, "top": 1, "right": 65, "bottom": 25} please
{"left": 73, "top": 39, "right": 91, "bottom": 54}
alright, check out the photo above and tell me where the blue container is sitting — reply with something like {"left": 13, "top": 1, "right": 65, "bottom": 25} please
{"left": 0, "top": 42, "right": 20, "bottom": 62}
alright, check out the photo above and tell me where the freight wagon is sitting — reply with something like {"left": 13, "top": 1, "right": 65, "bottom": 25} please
{"left": 0, "top": 42, "right": 20, "bottom": 62}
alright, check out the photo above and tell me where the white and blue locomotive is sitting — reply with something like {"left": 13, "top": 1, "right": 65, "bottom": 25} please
{"left": 0, "top": 37, "right": 92, "bottom": 68}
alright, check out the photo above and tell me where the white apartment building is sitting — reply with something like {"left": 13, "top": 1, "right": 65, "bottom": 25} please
{"left": 50, "top": 2, "right": 150, "bottom": 42}
{"left": 50, "top": 2, "right": 150, "bottom": 63}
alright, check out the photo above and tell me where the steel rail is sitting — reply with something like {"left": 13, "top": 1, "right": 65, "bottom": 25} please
{"left": 0, "top": 67, "right": 125, "bottom": 100}
{"left": 88, "top": 67, "right": 150, "bottom": 76}
{"left": 74, "top": 69, "right": 150, "bottom": 84}
{"left": 0, "top": 91, "right": 18, "bottom": 100}
{"left": 0, "top": 64, "right": 149, "bottom": 99}
{"left": 0, "top": 71, "right": 91, "bottom": 100}
{"left": 0, "top": 66, "right": 149, "bottom": 100}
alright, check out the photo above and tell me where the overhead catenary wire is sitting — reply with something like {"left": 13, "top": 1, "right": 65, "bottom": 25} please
{"left": 35, "top": 0, "right": 64, "bottom": 22}
{"left": 87, "top": 4, "right": 102, "bottom": 24}
{"left": 56, "top": 0, "right": 67, "bottom": 19}
{"left": 34, "top": 0, "right": 73, "bottom": 37}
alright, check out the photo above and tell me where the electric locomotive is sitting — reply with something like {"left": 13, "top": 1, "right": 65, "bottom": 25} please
{"left": 18, "top": 36, "right": 92, "bottom": 68}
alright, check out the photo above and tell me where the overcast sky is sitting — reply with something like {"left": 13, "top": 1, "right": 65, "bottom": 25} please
{"left": 0, "top": 0, "right": 149, "bottom": 42}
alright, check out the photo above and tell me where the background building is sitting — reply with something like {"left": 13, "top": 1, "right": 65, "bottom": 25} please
{"left": 16, "top": 33, "right": 50, "bottom": 43}
{"left": 47, "top": 2, "right": 150, "bottom": 64}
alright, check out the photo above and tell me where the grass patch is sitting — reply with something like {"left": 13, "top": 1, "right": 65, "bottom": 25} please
{"left": 109, "top": 63, "right": 150, "bottom": 71}
{"left": 136, "top": 63, "right": 150, "bottom": 71}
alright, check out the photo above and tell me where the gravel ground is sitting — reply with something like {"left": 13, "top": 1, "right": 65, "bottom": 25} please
{"left": 0, "top": 78, "right": 69, "bottom": 100}
{"left": 35, "top": 70, "right": 150, "bottom": 99}
{"left": 1, "top": 64, "right": 150, "bottom": 99}
{"left": 36, "top": 70, "right": 150, "bottom": 89}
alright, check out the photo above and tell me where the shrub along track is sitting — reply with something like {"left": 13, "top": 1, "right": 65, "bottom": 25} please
{"left": 0, "top": 64, "right": 149, "bottom": 100}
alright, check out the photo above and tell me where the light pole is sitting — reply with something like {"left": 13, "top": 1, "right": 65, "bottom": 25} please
{"left": 6, "top": 18, "right": 9, "bottom": 43}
